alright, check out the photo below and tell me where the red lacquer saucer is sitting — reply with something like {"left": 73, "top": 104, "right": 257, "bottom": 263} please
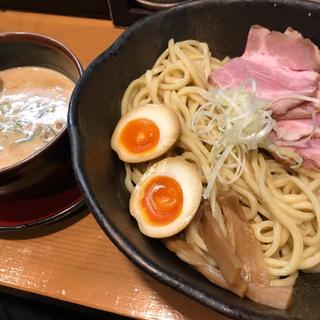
{"left": 0, "top": 177, "right": 85, "bottom": 231}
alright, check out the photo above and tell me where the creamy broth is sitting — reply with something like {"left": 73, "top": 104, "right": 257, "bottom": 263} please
{"left": 0, "top": 66, "right": 74, "bottom": 169}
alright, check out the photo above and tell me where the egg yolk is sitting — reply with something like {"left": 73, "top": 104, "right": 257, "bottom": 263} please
{"left": 120, "top": 118, "right": 160, "bottom": 154}
{"left": 141, "top": 175, "right": 183, "bottom": 226}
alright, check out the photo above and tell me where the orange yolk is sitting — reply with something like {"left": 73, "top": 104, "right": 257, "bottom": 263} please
{"left": 141, "top": 175, "right": 183, "bottom": 226}
{"left": 120, "top": 118, "right": 160, "bottom": 154}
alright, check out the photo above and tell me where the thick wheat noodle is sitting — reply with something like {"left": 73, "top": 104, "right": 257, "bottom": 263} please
{"left": 119, "top": 39, "right": 320, "bottom": 289}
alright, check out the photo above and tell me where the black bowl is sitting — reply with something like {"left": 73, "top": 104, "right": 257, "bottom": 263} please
{"left": 0, "top": 32, "right": 83, "bottom": 198}
{"left": 68, "top": 1, "right": 320, "bottom": 319}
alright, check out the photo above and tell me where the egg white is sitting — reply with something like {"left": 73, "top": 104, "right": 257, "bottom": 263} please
{"left": 111, "top": 104, "right": 180, "bottom": 163}
{"left": 130, "top": 157, "right": 203, "bottom": 238}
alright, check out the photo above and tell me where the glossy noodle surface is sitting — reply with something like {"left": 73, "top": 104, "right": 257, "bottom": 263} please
{"left": 118, "top": 39, "right": 320, "bottom": 308}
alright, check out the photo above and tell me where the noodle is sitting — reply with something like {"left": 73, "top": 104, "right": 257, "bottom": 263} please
{"left": 119, "top": 39, "right": 320, "bottom": 290}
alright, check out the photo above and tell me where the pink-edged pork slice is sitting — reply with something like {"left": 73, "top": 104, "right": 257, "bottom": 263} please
{"left": 210, "top": 57, "right": 318, "bottom": 115}
{"left": 276, "top": 103, "right": 317, "bottom": 120}
{"left": 291, "top": 139, "right": 320, "bottom": 171}
{"left": 274, "top": 115, "right": 320, "bottom": 142}
{"left": 209, "top": 25, "right": 320, "bottom": 116}
{"left": 243, "top": 25, "right": 320, "bottom": 72}
{"left": 209, "top": 25, "right": 320, "bottom": 171}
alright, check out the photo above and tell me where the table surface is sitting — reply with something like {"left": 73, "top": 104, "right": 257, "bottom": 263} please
{"left": 0, "top": 10, "right": 228, "bottom": 320}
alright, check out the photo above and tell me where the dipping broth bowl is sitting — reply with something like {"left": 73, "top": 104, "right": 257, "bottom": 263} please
{"left": 68, "top": 0, "right": 320, "bottom": 319}
{"left": 0, "top": 32, "right": 83, "bottom": 198}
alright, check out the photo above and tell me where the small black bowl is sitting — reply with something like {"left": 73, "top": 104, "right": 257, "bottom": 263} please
{"left": 68, "top": 1, "right": 320, "bottom": 319}
{"left": 0, "top": 32, "right": 83, "bottom": 198}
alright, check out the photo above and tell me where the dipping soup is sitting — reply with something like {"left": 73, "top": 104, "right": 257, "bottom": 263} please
{"left": 0, "top": 66, "right": 74, "bottom": 169}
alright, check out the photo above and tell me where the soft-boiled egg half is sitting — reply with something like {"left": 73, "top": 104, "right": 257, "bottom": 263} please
{"left": 111, "top": 104, "right": 180, "bottom": 163}
{"left": 130, "top": 157, "right": 202, "bottom": 238}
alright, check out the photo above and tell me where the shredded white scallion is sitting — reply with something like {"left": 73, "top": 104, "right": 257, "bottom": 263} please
{"left": 275, "top": 108, "right": 317, "bottom": 147}
{"left": 191, "top": 80, "right": 275, "bottom": 199}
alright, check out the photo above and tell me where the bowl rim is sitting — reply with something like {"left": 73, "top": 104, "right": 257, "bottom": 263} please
{"left": 0, "top": 31, "right": 83, "bottom": 174}
{"left": 68, "top": 0, "right": 320, "bottom": 318}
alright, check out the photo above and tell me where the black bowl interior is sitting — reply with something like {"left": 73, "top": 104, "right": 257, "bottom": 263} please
{"left": 68, "top": 0, "right": 320, "bottom": 319}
